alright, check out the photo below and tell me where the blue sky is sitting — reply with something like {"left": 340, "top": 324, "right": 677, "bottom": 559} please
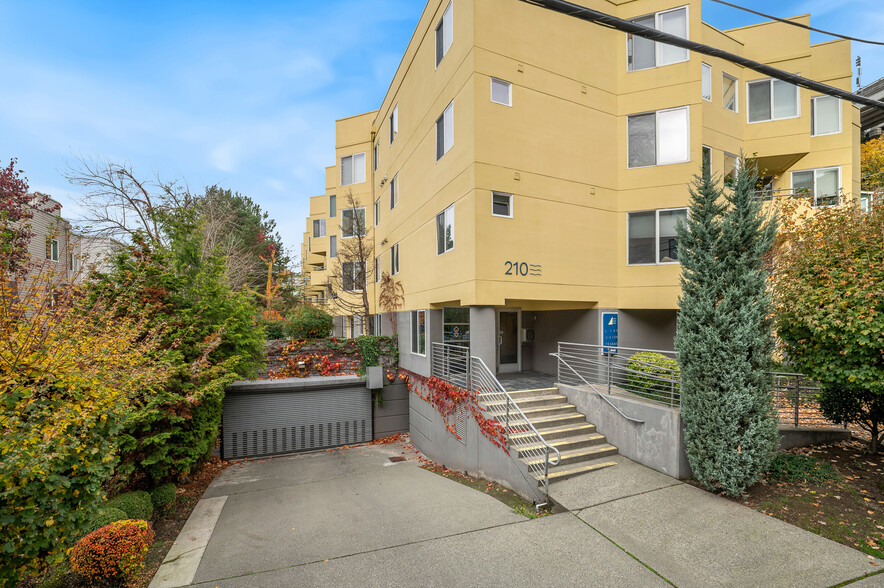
{"left": 2, "top": 0, "right": 882, "bottom": 262}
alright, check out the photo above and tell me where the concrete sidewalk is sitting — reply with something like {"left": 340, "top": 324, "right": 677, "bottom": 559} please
{"left": 152, "top": 440, "right": 883, "bottom": 588}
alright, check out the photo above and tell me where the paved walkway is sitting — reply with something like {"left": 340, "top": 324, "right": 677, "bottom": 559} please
{"left": 151, "top": 439, "right": 883, "bottom": 588}
{"left": 498, "top": 370, "right": 558, "bottom": 392}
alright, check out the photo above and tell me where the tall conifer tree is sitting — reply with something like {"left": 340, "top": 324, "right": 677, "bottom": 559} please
{"left": 675, "top": 159, "right": 779, "bottom": 496}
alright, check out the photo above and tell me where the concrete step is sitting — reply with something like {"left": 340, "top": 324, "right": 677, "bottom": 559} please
{"left": 522, "top": 443, "right": 619, "bottom": 469}
{"left": 516, "top": 403, "right": 578, "bottom": 419}
{"left": 511, "top": 422, "right": 597, "bottom": 442}
{"left": 516, "top": 433, "right": 608, "bottom": 457}
{"left": 507, "top": 412, "right": 587, "bottom": 430}
{"left": 478, "top": 387, "right": 559, "bottom": 402}
{"left": 537, "top": 460, "right": 618, "bottom": 482}
{"left": 481, "top": 394, "right": 568, "bottom": 411}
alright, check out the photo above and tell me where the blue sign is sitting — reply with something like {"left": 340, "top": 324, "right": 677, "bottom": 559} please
{"left": 602, "top": 312, "right": 618, "bottom": 354}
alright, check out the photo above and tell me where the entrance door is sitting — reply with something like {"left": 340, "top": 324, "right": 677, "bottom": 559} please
{"left": 497, "top": 310, "right": 520, "bottom": 373}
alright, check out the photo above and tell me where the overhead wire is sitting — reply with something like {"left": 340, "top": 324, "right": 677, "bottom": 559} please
{"left": 518, "top": 0, "right": 884, "bottom": 111}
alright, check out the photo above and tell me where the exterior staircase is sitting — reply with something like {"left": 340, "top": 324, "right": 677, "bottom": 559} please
{"left": 481, "top": 387, "right": 618, "bottom": 485}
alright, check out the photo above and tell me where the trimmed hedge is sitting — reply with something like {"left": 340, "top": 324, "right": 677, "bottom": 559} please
{"left": 69, "top": 520, "right": 154, "bottom": 583}
{"left": 625, "top": 351, "right": 680, "bottom": 403}
{"left": 149, "top": 483, "right": 178, "bottom": 509}
{"left": 107, "top": 491, "right": 153, "bottom": 521}
{"left": 286, "top": 306, "right": 333, "bottom": 339}
{"left": 84, "top": 507, "right": 128, "bottom": 536}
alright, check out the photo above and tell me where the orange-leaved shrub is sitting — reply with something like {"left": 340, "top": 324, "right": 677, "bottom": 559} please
{"left": 69, "top": 520, "right": 154, "bottom": 582}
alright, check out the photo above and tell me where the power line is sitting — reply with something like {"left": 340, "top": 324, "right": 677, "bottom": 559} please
{"left": 709, "top": 0, "right": 884, "bottom": 47}
{"left": 518, "top": 0, "right": 884, "bottom": 112}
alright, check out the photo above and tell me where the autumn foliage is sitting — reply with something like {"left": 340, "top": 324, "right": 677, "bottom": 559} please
{"left": 69, "top": 519, "right": 154, "bottom": 583}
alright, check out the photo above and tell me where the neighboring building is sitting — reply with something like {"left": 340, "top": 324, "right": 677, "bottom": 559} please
{"left": 72, "top": 234, "right": 122, "bottom": 280}
{"left": 301, "top": 0, "right": 860, "bottom": 379}
{"left": 24, "top": 196, "right": 76, "bottom": 284}
{"left": 858, "top": 76, "right": 884, "bottom": 142}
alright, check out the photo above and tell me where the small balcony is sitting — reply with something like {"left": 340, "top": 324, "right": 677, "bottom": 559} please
{"left": 753, "top": 187, "right": 842, "bottom": 208}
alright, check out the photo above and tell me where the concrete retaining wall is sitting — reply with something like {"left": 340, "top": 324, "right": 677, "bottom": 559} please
{"left": 558, "top": 383, "right": 691, "bottom": 479}
{"left": 779, "top": 427, "right": 851, "bottom": 449}
{"left": 374, "top": 382, "right": 410, "bottom": 440}
{"left": 409, "top": 390, "right": 545, "bottom": 503}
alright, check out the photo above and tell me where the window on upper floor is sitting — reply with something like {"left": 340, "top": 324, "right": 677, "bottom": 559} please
{"left": 342, "top": 261, "right": 365, "bottom": 291}
{"left": 435, "top": 2, "right": 453, "bottom": 67}
{"left": 390, "top": 104, "right": 399, "bottom": 144}
{"left": 390, "top": 173, "right": 399, "bottom": 209}
{"left": 811, "top": 95, "right": 841, "bottom": 136}
{"left": 792, "top": 167, "right": 841, "bottom": 207}
{"left": 491, "top": 78, "right": 512, "bottom": 106}
{"left": 436, "top": 102, "right": 454, "bottom": 161}
{"left": 702, "top": 145, "right": 712, "bottom": 180}
{"left": 724, "top": 152, "right": 738, "bottom": 187}
{"left": 329, "top": 194, "right": 336, "bottom": 217}
{"left": 341, "top": 153, "right": 366, "bottom": 185}
{"left": 374, "top": 255, "right": 380, "bottom": 283}
{"left": 341, "top": 207, "right": 366, "bottom": 238}
{"left": 723, "top": 74, "right": 738, "bottom": 112}
{"left": 627, "top": 6, "right": 688, "bottom": 72}
{"left": 701, "top": 63, "right": 712, "bottom": 102}
{"left": 330, "top": 235, "right": 337, "bottom": 258}
{"left": 374, "top": 198, "right": 380, "bottom": 226}
{"left": 69, "top": 252, "right": 78, "bottom": 272}
{"left": 373, "top": 144, "right": 378, "bottom": 171}
{"left": 627, "top": 106, "right": 689, "bottom": 168}
{"left": 411, "top": 310, "right": 427, "bottom": 355}
{"left": 748, "top": 79, "right": 798, "bottom": 123}
{"left": 436, "top": 205, "right": 454, "bottom": 255}
{"left": 492, "top": 192, "right": 513, "bottom": 217}
{"left": 46, "top": 238, "right": 58, "bottom": 262}
{"left": 391, "top": 242, "right": 400, "bottom": 275}
{"left": 313, "top": 218, "right": 326, "bottom": 238}
{"left": 628, "top": 208, "right": 688, "bottom": 265}
{"left": 308, "top": 237, "right": 311, "bottom": 252}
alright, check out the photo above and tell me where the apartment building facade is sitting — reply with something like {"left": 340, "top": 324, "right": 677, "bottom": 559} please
{"left": 301, "top": 0, "right": 860, "bottom": 379}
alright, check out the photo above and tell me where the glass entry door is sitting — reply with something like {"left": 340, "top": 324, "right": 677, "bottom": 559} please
{"left": 497, "top": 310, "right": 519, "bottom": 373}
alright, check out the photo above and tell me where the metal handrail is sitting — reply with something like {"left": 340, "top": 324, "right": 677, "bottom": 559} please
{"left": 470, "top": 356, "right": 561, "bottom": 497}
{"left": 551, "top": 352, "right": 645, "bottom": 424}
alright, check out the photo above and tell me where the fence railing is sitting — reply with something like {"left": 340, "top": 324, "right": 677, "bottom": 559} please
{"left": 556, "top": 342, "right": 681, "bottom": 407}
{"left": 431, "top": 342, "right": 469, "bottom": 388}
{"left": 771, "top": 372, "right": 843, "bottom": 429}
{"left": 754, "top": 187, "right": 842, "bottom": 208}
{"left": 470, "top": 356, "right": 561, "bottom": 498}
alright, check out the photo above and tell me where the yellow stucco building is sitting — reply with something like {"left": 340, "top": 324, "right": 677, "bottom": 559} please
{"left": 300, "top": 0, "right": 859, "bottom": 378}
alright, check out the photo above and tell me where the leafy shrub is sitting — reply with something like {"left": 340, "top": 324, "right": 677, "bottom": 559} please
{"left": 149, "top": 483, "right": 177, "bottom": 509}
{"left": 85, "top": 507, "right": 128, "bottom": 536}
{"left": 262, "top": 317, "right": 287, "bottom": 339}
{"left": 766, "top": 454, "right": 840, "bottom": 484}
{"left": 69, "top": 520, "right": 154, "bottom": 583}
{"left": 625, "top": 351, "right": 680, "bottom": 403}
{"left": 286, "top": 305, "right": 333, "bottom": 339}
{"left": 819, "top": 382, "right": 884, "bottom": 454}
{"left": 107, "top": 491, "right": 153, "bottom": 521}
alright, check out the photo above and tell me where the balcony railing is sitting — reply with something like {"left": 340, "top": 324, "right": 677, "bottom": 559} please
{"left": 753, "top": 187, "right": 842, "bottom": 207}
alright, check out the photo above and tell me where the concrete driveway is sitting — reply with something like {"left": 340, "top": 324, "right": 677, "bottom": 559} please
{"left": 151, "top": 438, "right": 883, "bottom": 588}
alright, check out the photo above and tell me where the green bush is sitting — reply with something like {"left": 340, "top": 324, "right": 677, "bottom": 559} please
{"left": 261, "top": 317, "right": 287, "bottom": 339}
{"left": 286, "top": 305, "right": 334, "bottom": 339}
{"left": 766, "top": 454, "right": 840, "bottom": 484}
{"left": 819, "top": 382, "right": 884, "bottom": 454}
{"left": 625, "top": 351, "right": 680, "bottom": 403}
{"left": 107, "top": 491, "right": 153, "bottom": 521}
{"left": 69, "top": 519, "right": 154, "bottom": 584}
{"left": 149, "top": 483, "right": 178, "bottom": 509}
{"left": 84, "top": 507, "right": 128, "bottom": 536}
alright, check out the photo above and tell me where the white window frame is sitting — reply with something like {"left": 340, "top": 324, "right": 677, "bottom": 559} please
{"left": 342, "top": 261, "right": 366, "bottom": 292}
{"left": 626, "top": 5, "right": 690, "bottom": 72}
{"left": 390, "top": 104, "right": 399, "bottom": 144}
{"left": 341, "top": 206, "right": 366, "bottom": 239}
{"left": 490, "top": 77, "right": 512, "bottom": 107}
{"left": 701, "top": 63, "right": 712, "bottom": 102}
{"left": 436, "top": 102, "right": 454, "bottom": 161}
{"left": 626, "top": 106, "right": 690, "bottom": 169}
{"left": 411, "top": 309, "right": 427, "bottom": 356}
{"left": 329, "top": 235, "right": 337, "bottom": 258}
{"left": 435, "top": 1, "right": 453, "bottom": 68}
{"left": 341, "top": 152, "right": 366, "bottom": 185}
{"left": 374, "top": 199, "right": 380, "bottom": 226}
{"left": 491, "top": 192, "right": 513, "bottom": 218}
{"left": 811, "top": 95, "right": 842, "bottom": 136}
{"left": 701, "top": 145, "right": 712, "bottom": 180}
{"left": 790, "top": 166, "right": 842, "bottom": 208}
{"left": 313, "top": 218, "right": 326, "bottom": 238}
{"left": 47, "top": 238, "right": 59, "bottom": 262}
{"left": 329, "top": 194, "right": 337, "bottom": 217}
{"left": 626, "top": 207, "right": 688, "bottom": 266}
{"left": 747, "top": 78, "right": 800, "bottom": 124}
{"left": 391, "top": 242, "right": 400, "bottom": 275}
{"left": 722, "top": 73, "right": 738, "bottom": 112}
{"left": 373, "top": 314, "right": 383, "bottom": 335}
{"left": 436, "top": 204, "right": 455, "bottom": 255}
{"left": 390, "top": 173, "right": 399, "bottom": 209}
{"left": 723, "top": 151, "right": 739, "bottom": 186}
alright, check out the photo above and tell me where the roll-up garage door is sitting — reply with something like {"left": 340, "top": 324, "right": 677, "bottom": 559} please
{"left": 222, "top": 383, "right": 372, "bottom": 459}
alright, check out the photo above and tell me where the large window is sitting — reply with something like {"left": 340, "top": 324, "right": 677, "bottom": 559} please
{"left": 390, "top": 104, "right": 399, "bottom": 143}
{"left": 390, "top": 173, "right": 399, "bottom": 209}
{"left": 391, "top": 243, "right": 400, "bottom": 275}
{"left": 341, "top": 153, "right": 366, "bottom": 185}
{"left": 811, "top": 95, "right": 841, "bottom": 136}
{"left": 436, "top": 205, "right": 454, "bottom": 255}
{"left": 627, "top": 106, "right": 689, "bottom": 168}
{"left": 792, "top": 167, "right": 841, "bottom": 207}
{"left": 701, "top": 63, "right": 712, "bottom": 102}
{"left": 722, "top": 73, "right": 737, "bottom": 112}
{"left": 628, "top": 208, "right": 687, "bottom": 265}
{"left": 491, "top": 78, "right": 512, "bottom": 106}
{"left": 748, "top": 79, "right": 798, "bottom": 123}
{"left": 312, "top": 218, "right": 326, "bottom": 238}
{"left": 435, "top": 2, "right": 453, "bottom": 67}
{"left": 342, "top": 261, "right": 365, "bottom": 291}
{"left": 411, "top": 310, "right": 426, "bottom": 355}
{"left": 443, "top": 306, "right": 469, "bottom": 347}
{"left": 341, "top": 207, "right": 366, "bottom": 238}
{"left": 436, "top": 102, "right": 454, "bottom": 160}
{"left": 627, "top": 6, "right": 688, "bottom": 72}
{"left": 329, "top": 194, "right": 336, "bottom": 217}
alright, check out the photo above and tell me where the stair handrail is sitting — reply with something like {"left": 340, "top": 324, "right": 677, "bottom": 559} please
{"left": 470, "top": 356, "right": 561, "bottom": 497}
{"left": 551, "top": 352, "right": 645, "bottom": 425}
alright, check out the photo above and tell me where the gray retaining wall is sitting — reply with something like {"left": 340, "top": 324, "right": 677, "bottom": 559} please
{"left": 374, "top": 382, "right": 410, "bottom": 439}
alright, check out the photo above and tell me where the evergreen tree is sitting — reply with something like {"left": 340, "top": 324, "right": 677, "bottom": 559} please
{"left": 675, "top": 159, "right": 780, "bottom": 496}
